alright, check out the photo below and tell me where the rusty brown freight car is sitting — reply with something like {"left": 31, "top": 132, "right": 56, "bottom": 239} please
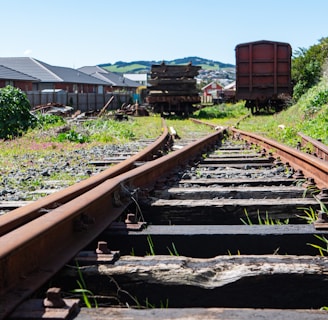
{"left": 147, "top": 62, "right": 201, "bottom": 117}
{"left": 235, "top": 40, "right": 293, "bottom": 114}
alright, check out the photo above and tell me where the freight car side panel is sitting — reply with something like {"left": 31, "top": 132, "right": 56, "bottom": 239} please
{"left": 235, "top": 40, "right": 292, "bottom": 102}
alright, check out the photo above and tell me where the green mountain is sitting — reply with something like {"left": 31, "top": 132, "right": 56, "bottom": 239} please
{"left": 98, "top": 56, "right": 235, "bottom": 74}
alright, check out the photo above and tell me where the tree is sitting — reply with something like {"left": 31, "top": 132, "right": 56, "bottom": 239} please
{"left": 0, "top": 85, "right": 36, "bottom": 139}
{"left": 292, "top": 37, "right": 328, "bottom": 100}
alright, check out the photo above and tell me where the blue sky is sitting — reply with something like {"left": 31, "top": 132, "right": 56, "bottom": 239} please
{"left": 1, "top": 0, "right": 327, "bottom": 68}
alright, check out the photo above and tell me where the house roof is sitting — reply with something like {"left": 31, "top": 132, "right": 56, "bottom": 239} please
{"left": 78, "top": 66, "right": 107, "bottom": 75}
{"left": 0, "top": 65, "right": 38, "bottom": 81}
{"left": 40, "top": 62, "right": 107, "bottom": 85}
{"left": 0, "top": 57, "right": 61, "bottom": 82}
{"left": 78, "top": 66, "right": 140, "bottom": 88}
{"left": 0, "top": 57, "right": 107, "bottom": 85}
{"left": 224, "top": 81, "right": 236, "bottom": 90}
{"left": 201, "top": 81, "right": 223, "bottom": 90}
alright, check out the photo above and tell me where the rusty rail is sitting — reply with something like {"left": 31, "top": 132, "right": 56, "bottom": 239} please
{"left": 231, "top": 128, "right": 328, "bottom": 189}
{"left": 0, "top": 126, "right": 226, "bottom": 319}
{"left": 298, "top": 132, "right": 328, "bottom": 161}
{"left": 0, "top": 119, "right": 170, "bottom": 237}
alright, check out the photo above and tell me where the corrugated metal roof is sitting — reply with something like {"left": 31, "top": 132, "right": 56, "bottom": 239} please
{"left": 0, "top": 65, "right": 38, "bottom": 81}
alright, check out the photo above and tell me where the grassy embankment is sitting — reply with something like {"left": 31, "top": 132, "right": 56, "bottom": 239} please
{"left": 237, "top": 78, "right": 328, "bottom": 147}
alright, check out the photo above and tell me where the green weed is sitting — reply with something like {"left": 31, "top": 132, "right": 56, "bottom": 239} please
{"left": 146, "top": 235, "right": 179, "bottom": 256}
{"left": 167, "top": 242, "right": 179, "bottom": 256}
{"left": 71, "top": 261, "right": 98, "bottom": 308}
{"left": 146, "top": 235, "right": 155, "bottom": 256}
{"left": 240, "top": 209, "right": 289, "bottom": 225}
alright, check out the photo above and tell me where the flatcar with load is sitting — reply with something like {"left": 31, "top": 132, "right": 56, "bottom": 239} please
{"left": 235, "top": 40, "right": 293, "bottom": 114}
{"left": 146, "top": 62, "right": 201, "bottom": 116}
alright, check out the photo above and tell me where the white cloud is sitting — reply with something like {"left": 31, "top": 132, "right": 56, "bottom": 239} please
{"left": 24, "top": 49, "right": 32, "bottom": 56}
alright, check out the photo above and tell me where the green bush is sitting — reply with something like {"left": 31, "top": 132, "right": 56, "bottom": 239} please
{"left": 56, "top": 130, "right": 90, "bottom": 143}
{"left": 193, "top": 102, "right": 247, "bottom": 119}
{"left": 292, "top": 37, "right": 328, "bottom": 100}
{"left": 36, "top": 113, "right": 65, "bottom": 129}
{"left": 0, "top": 85, "right": 36, "bottom": 139}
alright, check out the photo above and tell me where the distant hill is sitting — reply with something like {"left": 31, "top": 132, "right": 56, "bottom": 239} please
{"left": 98, "top": 56, "right": 235, "bottom": 74}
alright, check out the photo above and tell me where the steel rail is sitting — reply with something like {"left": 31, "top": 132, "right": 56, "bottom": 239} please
{"left": 230, "top": 128, "right": 328, "bottom": 189}
{"left": 0, "top": 119, "right": 170, "bottom": 237}
{"left": 0, "top": 127, "right": 226, "bottom": 319}
{"left": 190, "top": 115, "right": 250, "bottom": 130}
{"left": 298, "top": 132, "right": 328, "bottom": 161}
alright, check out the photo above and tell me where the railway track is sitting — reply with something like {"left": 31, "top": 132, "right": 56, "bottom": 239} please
{"left": 298, "top": 131, "right": 328, "bottom": 161}
{"left": 2, "top": 119, "right": 328, "bottom": 319}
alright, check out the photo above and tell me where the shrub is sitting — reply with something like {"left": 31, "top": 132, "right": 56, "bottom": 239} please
{"left": 36, "top": 113, "right": 65, "bottom": 129}
{"left": 0, "top": 85, "right": 36, "bottom": 139}
{"left": 56, "top": 129, "right": 90, "bottom": 143}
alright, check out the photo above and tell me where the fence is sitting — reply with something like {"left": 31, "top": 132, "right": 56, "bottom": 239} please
{"left": 26, "top": 91, "right": 133, "bottom": 113}
{"left": 201, "top": 95, "right": 213, "bottom": 104}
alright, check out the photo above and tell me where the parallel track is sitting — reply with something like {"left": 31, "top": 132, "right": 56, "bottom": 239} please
{"left": 298, "top": 131, "right": 328, "bottom": 161}
{"left": 2, "top": 119, "right": 328, "bottom": 319}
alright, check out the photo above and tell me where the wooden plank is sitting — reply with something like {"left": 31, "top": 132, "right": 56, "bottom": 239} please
{"left": 62, "top": 255, "right": 328, "bottom": 313}
{"left": 163, "top": 186, "right": 306, "bottom": 199}
{"left": 9, "top": 298, "right": 79, "bottom": 320}
{"left": 0, "top": 201, "right": 33, "bottom": 209}
{"left": 141, "top": 198, "right": 319, "bottom": 223}
{"left": 74, "top": 307, "right": 328, "bottom": 320}
{"left": 179, "top": 177, "right": 296, "bottom": 186}
{"left": 201, "top": 157, "right": 273, "bottom": 164}
{"left": 69, "top": 254, "right": 328, "bottom": 288}
{"left": 197, "top": 162, "right": 274, "bottom": 168}
{"left": 207, "top": 153, "right": 260, "bottom": 158}
{"left": 104, "top": 224, "right": 325, "bottom": 256}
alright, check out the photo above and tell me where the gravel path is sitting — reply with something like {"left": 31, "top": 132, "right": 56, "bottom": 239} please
{"left": 0, "top": 141, "right": 151, "bottom": 203}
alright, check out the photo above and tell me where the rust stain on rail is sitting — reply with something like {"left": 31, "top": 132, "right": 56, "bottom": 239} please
{"left": 0, "top": 119, "right": 170, "bottom": 237}
{"left": 231, "top": 128, "right": 328, "bottom": 189}
{"left": 0, "top": 125, "right": 226, "bottom": 319}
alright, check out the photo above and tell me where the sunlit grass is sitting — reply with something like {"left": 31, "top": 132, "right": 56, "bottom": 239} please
{"left": 0, "top": 116, "right": 163, "bottom": 167}
{"left": 238, "top": 77, "right": 328, "bottom": 146}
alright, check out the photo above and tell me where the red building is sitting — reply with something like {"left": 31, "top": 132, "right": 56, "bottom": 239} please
{"left": 202, "top": 81, "right": 223, "bottom": 97}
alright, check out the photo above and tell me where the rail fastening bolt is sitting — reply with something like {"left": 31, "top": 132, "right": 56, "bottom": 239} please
{"left": 304, "top": 177, "right": 316, "bottom": 187}
{"left": 125, "top": 213, "right": 137, "bottom": 224}
{"left": 292, "top": 169, "right": 305, "bottom": 179}
{"left": 317, "top": 188, "right": 328, "bottom": 202}
{"left": 96, "top": 241, "right": 111, "bottom": 254}
{"left": 315, "top": 210, "right": 328, "bottom": 223}
{"left": 43, "top": 287, "right": 66, "bottom": 308}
